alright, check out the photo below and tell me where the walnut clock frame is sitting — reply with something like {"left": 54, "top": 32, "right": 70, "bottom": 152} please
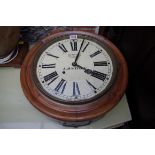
{"left": 20, "top": 31, "right": 128, "bottom": 124}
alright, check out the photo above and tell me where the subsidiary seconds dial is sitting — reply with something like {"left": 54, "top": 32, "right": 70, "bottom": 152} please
{"left": 33, "top": 34, "right": 116, "bottom": 104}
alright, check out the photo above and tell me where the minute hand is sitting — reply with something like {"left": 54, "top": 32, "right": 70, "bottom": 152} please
{"left": 73, "top": 39, "right": 85, "bottom": 64}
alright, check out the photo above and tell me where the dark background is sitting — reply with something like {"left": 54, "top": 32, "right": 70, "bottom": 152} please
{"left": 101, "top": 27, "right": 155, "bottom": 128}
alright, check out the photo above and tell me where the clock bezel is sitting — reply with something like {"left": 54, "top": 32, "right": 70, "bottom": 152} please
{"left": 20, "top": 31, "right": 128, "bottom": 122}
{"left": 31, "top": 32, "right": 118, "bottom": 105}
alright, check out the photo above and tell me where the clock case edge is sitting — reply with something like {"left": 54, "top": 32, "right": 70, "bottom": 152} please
{"left": 20, "top": 31, "right": 128, "bottom": 122}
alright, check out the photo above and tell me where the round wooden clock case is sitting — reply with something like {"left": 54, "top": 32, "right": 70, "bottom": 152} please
{"left": 20, "top": 31, "right": 128, "bottom": 125}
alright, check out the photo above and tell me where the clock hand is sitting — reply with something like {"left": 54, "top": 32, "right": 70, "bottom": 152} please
{"left": 74, "top": 64, "right": 93, "bottom": 75}
{"left": 75, "top": 64, "right": 106, "bottom": 81}
{"left": 75, "top": 63, "right": 106, "bottom": 80}
{"left": 72, "top": 39, "right": 85, "bottom": 66}
{"left": 75, "top": 64, "right": 86, "bottom": 70}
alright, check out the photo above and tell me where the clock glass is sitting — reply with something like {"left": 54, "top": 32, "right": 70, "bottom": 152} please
{"left": 32, "top": 33, "right": 118, "bottom": 104}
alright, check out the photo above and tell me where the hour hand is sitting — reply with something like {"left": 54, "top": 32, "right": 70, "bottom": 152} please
{"left": 72, "top": 63, "right": 93, "bottom": 75}
{"left": 76, "top": 64, "right": 107, "bottom": 81}
{"left": 72, "top": 63, "right": 85, "bottom": 70}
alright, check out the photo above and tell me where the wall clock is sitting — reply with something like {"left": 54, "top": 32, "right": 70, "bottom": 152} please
{"left": 20, "top": 31, "right": 128, "bottom": 126}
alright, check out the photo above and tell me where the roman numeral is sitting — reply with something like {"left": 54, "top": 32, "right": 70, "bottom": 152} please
{"left": 46, "top": 53, "right": 59, "bottom": 58}
{"left": 42, "top": 64, "right": 56, "bottom": 68}
{"left": 90, "top": 50, "right": 102, "bottom": 58}
{"left": 43, "top": 71, "right": 58, "bottom": 82}
{"left": 86, "top": 80, "right": 96, "bottom": 90}
{"left": 47, "top": 76, "right": 58, "bottom": 85}
{"left": 70, "top": 40, "right": 77, "bottom": 51}
{"left": 94, "top": 61, "right": 107, "bottom": 66}
{"left": 79, "top": 39, "right": 89, "bottom": 52}
{"left": 91, "top": 70, "right": 107, "bottom": 81}
{"left": 61, "top": 82, "right": 67, "bottom": 94}
{"left": 73, "top": 82, "right": 80, "bottom": 96}
{"left": 58, "top": 43, "right": 68, "bottom": 53}
{"left": 55, "top": 79, "right": 67, "bottom": 94}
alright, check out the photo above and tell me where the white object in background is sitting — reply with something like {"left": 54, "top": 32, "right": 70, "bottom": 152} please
{"left": 95, "top": 26, "right": 100, "bottom": 34}
{"left": 0, "top": 47, "right": 18, "bottom": 64}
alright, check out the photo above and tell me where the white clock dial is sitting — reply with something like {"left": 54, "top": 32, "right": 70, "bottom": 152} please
{"left": 35, "top": 36, "right": 114, "bottom": 104}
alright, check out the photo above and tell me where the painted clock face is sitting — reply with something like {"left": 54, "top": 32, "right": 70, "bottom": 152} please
{"left": 32, "top": 34, "right": 117, "bottom": 104}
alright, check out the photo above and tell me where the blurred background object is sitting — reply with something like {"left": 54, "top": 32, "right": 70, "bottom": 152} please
{"left": 20, "top": 26, "right": 98, "bottom": 45}
{"left": 103, "top": 27, "right": 155, "bottom": 128}
{"left": 0, "top": 26, "right": 20, "bottom": 64}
